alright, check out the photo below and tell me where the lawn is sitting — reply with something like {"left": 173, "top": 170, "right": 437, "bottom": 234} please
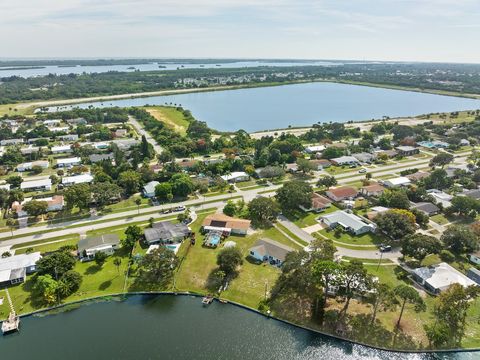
{"left": 430, "top": 214, "right": 450, "bottom": 225}
{"left": 102, "top": 196, "right": 150, "bottom": 215}
{"left": 341, "top": 256, "right": 393, "bottom": 264}
{"left": 13, "top": 235, "right": 80, "bottom": 254}
{"left": 319, "top": 228, "right": 385, "bottom": 247}
{"left": 146, "top": 106, "right": 191, "bottom": 135}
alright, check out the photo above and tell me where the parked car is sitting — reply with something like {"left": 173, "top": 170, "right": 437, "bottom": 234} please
{"left": 174, "top": 206, "right": 186, "bottom": 212}
{"left": 379, "top": 244, "right": 392, "bottom": 252}
{"left": 358, "top": 168, "right": 367, "bottom": 173}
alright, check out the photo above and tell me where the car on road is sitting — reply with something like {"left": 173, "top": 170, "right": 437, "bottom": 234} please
{"left": 174, "top": 206, "right": 186, "bottom": 212}
{"left": 379, "top": 244, "right": 392, "bottom": 252}
{"left": 358, "top": 168, "right": 367, "bottom": 173}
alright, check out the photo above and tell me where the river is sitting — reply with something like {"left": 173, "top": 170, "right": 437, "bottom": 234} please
{"left": 45, "top": 82, "right": 480, "bottom": 132}
{"left": 0, "top": 295, "right": 477, "bottom": 360}
{"left": 0, "top": 60, "right": 338, "bottom": 78}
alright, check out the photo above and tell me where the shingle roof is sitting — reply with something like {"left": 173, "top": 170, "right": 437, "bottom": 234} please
{"left": 327, "top": 186, "right": 358, "bottom": 199}
{"left": 144, "top": 221, "right": 190, "bottom": 243}
{"left": 250, "top": 238, "right": 293, "bottom": 262}
{"left": 78, "top": 234, "right": 120, "bottom": 254}
{"left": 203, "top": 213, "right": 251, "bottom": 231}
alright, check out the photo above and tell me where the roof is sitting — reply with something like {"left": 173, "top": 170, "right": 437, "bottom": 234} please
{"left": 220, "top": 172, "right": 248, "bottom": 181}
{"left": 89, "top": 153, "right": 114, "bottom": 163}
{"left": 352, "top": 152, "right": 375, "bottom": 162}
{"left": 331, "top": 156, "right": 359, "bottom": 164}
{"left": 384, "top": 177, "right": 411, "bottom": 186}
{"left": 51, "top": 145, "right": 72, "bottom": 152}
{"left": 327, "top": 186, "right": 358, "bottom": 199}
{"left": 305, "top": 145, "right": 326, "bottom": 153}
{"left": 361, "top": 183, "right": 385, "bottom": 193}
{"left": 62, "top": 174, "right": 93, "bottom": 185}
{"left": 413, "top": 263, "right": 476, "bottom": 291}
{"left": 144, "top": 221, "right": 190, "bottom": 243}
{"left": 0, "top": 252, "right": 41, "bottom": 280}
{"left": 311, "top": 193, "right": 332, "bottom": 209}
{"left": 143, "top": 181, "right": 160, "bottom": 194}
{"left": 309, "top": 159, "right": 331, "bottom": 166}
{"left": 412, "top": 202, "right": 440, "bottom": 214}
{"left": 406, "top": 171, "right": 430, "bottom": 181}
{"left": 203, "top": 213, "right": 251, "bottom": 231}
{"left": 20, "top": 178, "right": 52, "bottom": 190}
{"left": 78, "top": 234, "right": 120, "bottom": 254}
{"left": 56, "top": 157, "right": 81, "bottom": 165}
{"left": 321, "top": 210, "right": 375, "bottom": 232}
{"left": 463, "top": 189, "right": 480, "bottom": 200}
{"left": 396, "top": 146, "right": 418, "bottom": 152}
{"left": 250, "top": 238, "right": 293, "bottom": 262}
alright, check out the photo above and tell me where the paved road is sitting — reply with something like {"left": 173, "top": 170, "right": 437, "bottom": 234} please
{"left": 335, "top": 246, "right": 402, "bottom": 261}
{"left": 128, "top": 115, "right": 163, "bottom": 155}
{"left": 277, "top": 215, "right": 315, "bottom": 243}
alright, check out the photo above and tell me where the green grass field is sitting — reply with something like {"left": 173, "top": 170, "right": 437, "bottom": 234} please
{"left": 319, "top": 228, "right": 385, "bottom": 247}
{"left": 146, "top": 106, "right": 191, "bottom": 135}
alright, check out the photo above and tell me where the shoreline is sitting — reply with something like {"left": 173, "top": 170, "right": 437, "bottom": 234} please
{"left": 11, "top": 291, "right": 480, "bottom": 354}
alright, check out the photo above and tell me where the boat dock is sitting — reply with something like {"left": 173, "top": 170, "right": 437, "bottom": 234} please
{"left": 1, "top": 288, "right": 20, "bottom": 334}
{"left": 202, "top": 295, "right": 213, "bottom": 305}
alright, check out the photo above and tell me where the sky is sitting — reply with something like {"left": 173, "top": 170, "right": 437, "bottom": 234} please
{"left": 1, "top": 0, "right": 480, "bottom": 63}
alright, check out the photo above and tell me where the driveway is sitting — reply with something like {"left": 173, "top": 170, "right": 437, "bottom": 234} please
{"left": 128, "top": 115, "right": 163, "bottom": 155}
{"left": 277, "top": 215, "right": 315, "bottom": 243}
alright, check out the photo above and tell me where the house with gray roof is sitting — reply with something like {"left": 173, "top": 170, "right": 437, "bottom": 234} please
{"left": 249, "top": 238, "right": 293, "bottom": 266}
{"left": 143, "top": 181, "right": 160, "bottom": 198}
{"left": 320, "top": 210, "right": 376, "bottom": 235}
{"left": 352, "top": 152, "right": 376, "bottom": 164}
{"left": 411, "top": 202, "right": 440, "bottom": 216}
{"left": 78, "top": 234, "right": 120, "bottom": 260}
{"left": 412, "top": 263, "right": 476, "bottom": 294}
{"left": 89, "top": 153, "right": 114, "bottom": 163}
{"left": 144, "top": 221, "right": 191, "bottom": 245}
{"left": 0, "top": 252, "right": 41, "bottom": 287}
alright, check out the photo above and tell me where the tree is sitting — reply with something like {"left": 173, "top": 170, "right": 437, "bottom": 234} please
{"left": 259, "top": 166, "right": 285, "bottom": 179}
{"left": 311, "top": 260, "right": 341, "bottom": 321}
{"left": 57, "top": 270, "right": 82, "bottom": 297}
{"left": 91, "top": 182, "right": 123, "bottom": 209}
{"left": 36, "top": 251, "right": 76, "bottom": 278}
{"left": 223, "top": 200, "right": 237, "bottom": 217}
{"left": 155, "top": 182, "right": 173, "bottom": 201}
{"left": 118, "top": 170, "right": 141, "bottom": 195}
{"left": 338, "top": 260, "right": 372, "bottom": 316}
{"left": 22, "top": 200, "right": 48, "bottom": 217}
{"left": 296, "top": 158, "right": 315, "bottom": 174}
{"left": 449, "top": 196, "right": 480, "bottom": 217}
{"left": 441, "top": 225, "right": 478, "bottom": 254}
{"left": 30, "top": 165, "right": 44, "bottom": 175}
{"left": 113, "top": 258, "right": 122, "bottom": 273}
{"left": 135, "top": 197, "right": 142, "bottom": 214}
{"left": 157, "top": 149, "right": 174, "bottom": 164}
{"left": 322, "top": 147, "right": 344, "bottom": 159}
{"left": 123, "top": 225, "right": 143, "bottom": 251}
{"left": 378, "top": 189, "right": 411, "bottom": 209}
{"left": 217, "top": 247, "right": 243, "bottom": 277}
{"left": 94, "top": 251, "right": 108, "bottom": 267}
{"left": 425, "top": 284, "right": 480, "bottom": 348}
{"left": 393, "top": 285, "right": 426, "bottom": 329}
{"left": 170, "top": 173, "right": 194, "bottom": 198}
{"left": 276, "top": 180, "right": 312, "bottom": 213}
{"left": 423, "top": 169, "right": 452, "bottom": 190}
{"left": 33, "top": 275, "right": 59, "bottom": 305}
{"left": 429, "top": 153, "right": 454, "bottom": 168}
{"left": 375, "top": 209, "right": 416, "bottom": 240}
{"left": 248, "top": 196, "right": 280, "bottom": 226}
{"left": 365, "top": 283, "right": 397, "bottom": 325}
{"left": 6, "top": 175, "right": 23, "bottom": 188}
{"left": 401, "top": 234, "right": 443, "bottom": 260}
{"left": 316, "top": 175, "right": 337, "bottom": 188}
{"left": 138, "top": 247, "right": 178, "bottom": 287}
{"left": 140, "top": 135, "right": 152, "bottom": 159}
{"left": 64, "top": 183, "right": 91, "bottom": 210}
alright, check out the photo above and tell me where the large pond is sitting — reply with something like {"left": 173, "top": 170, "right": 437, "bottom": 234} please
{"left": 0, "top": 295, "right": 477, "bottom": 360}
{"left": 46, "top": 82, "right": 480, "bottom": 132}
{"left": 0, "top": 60, "right": 338, "bottom": 78}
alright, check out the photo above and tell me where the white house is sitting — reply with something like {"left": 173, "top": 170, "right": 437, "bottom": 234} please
{"left": 62, "top": 174, "right": 93, "bottom": 186}
{"left": 412, "top": 263, "right": 476, "bottom": 294}
{"left": 426, "top": 189, "right": 453, "bottom": 208}
{"left": 331, "top": 156, "right": 360, "bottom": 166}
{"left": 56, "top": 157, "right": 81, "bottom": 168}
{"left": 0, "top": 139, "right": 24, "bottom": 146}
{"left": 249, "top": 238, "right": 293, "bottom": 266}
{"left": 382, "top": 177, "right": 411, "bottom": 188}
{"left": 49, "top": 126, "right": 70, "bottom": 133}
{"left": 17, "top": 160, "right": 49, "bottom": 172}
{"left": 221, "top": 171, "right": 250, "bottom": 183}
{"left": 51, "top": 145, "right": 73, "bottom": 154}
{"left": 305, "top": 145, "right": 326, "bottom": 154}
{"left": 0, "top": 252, "right": 42, "bottom": 287}
{"left": 320, "top": 210, "right": 376, "bottom": 235}
{"left": 143, "top": 181, "right": 160, "bottom": 198}
{"left": 0, "top": 183, "right": 11, "bottom": 191}
{"left": 20, "top": 179, "right": 52, "bottom": 192}
{"left": 78, "top": 234, "right": 120, "bottom": 261}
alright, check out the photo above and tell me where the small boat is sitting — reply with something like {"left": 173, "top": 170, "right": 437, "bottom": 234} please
{"left": 219, "top": 299, "right": 228, "bottom": 304}
{"left": 1, "top": 312, "right": 20, "bottom": 335}
{"left": 202, "top": 295, "right": 213, "bottom": 305}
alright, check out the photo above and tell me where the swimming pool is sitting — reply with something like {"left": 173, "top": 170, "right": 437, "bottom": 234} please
{"left": 206, "top": 232, "right": 221, "bottom": 246}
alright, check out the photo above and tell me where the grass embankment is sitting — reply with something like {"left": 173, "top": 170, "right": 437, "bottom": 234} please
{"left": 145, "top": 106, "right": 191, "bottom": 135}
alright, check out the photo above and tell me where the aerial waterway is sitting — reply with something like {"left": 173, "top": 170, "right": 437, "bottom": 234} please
{"left": 43, "top": 82, "right": 480, "bottom": 132}
{"left": 0, "top": 295, "right": 477, "bottom": 359}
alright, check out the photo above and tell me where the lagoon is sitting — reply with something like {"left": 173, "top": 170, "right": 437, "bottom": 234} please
{"left": 0, "top": 295, "right": 476, "bottom": 360}
{"left": 47, "top": 82, "right": 480, "bottom": 132}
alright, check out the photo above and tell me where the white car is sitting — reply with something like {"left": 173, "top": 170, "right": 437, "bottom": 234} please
{"left": 358, "top": 168, "right": 367, "bottom": 173}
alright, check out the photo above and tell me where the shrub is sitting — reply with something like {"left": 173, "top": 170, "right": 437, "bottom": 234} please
{"left": 439, "top": 250, "right": 455, "bottom": 263}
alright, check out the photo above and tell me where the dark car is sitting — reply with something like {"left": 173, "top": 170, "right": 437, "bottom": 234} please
{"left": 379, "top": 245, "right": 392, "bottom": 252}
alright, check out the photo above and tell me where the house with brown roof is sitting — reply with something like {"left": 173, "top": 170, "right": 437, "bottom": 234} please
{"left": 202, "top": 213, "right": 251, "bottom": 235}
{"left": 406, "top": 171, "right": 430, "bottom": 182}
{"left": 360, "top": 183, "right": 385, "bottom": 197}
{"left": 308, "top": 159, "right": 331, "bottom": 170}
{"left": 300, "top": 192, "right": 332, "bottom": 213}
{"left": 325, "top": 186, "right": 358, "bottom": 202}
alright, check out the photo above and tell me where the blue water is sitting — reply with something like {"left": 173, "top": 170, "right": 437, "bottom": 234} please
{"left": 0, "top": 60, "right": 338, "bottom": 78}
{"left": 46, "top": 82, "right": 480, "bottom": 132}
{"left": 207, "top": 234, "right": 221, "bottom": 246}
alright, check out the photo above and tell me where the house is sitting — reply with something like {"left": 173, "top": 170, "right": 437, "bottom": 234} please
{"left": 11, "top": 201, "right": 27, "bottom": 218}
{"left": 467, "top": 267, "right": 480, "bottom": 285}
{"left": 300, "top": 192, "right": 332, "bottom": 213}
{"left": 20, "top": 179, "right": 52, "bottom": 192}
{"left": 20, "top": 146, "right": 40, "bottom": 155}
{"left": 78, "top": 234, "right": 120, "bottom": 260}
{"left": 51, "top": 145, "right": 73, "bottom": 154}
{"left": 144, "top": 221, "right": 191, "bottom": 245}
{"left": 143, "top": 181, "right": 160, "bottom": 198}
{"left": 412, "top": 263, "right": 476, "bottom": 294}
{"left": 417, "top": 140, "right": 449, "bottom": 149}
{"left": 468, "top": 250, "right": 480, "bottom": 265}
{"left": 405, "top": 171, "right": 430, "bottom": 183}
{"left": 460, "top": 139, "right": 470, "bottom": 146}
{"left": 17, "top": 160, "right": 49, "bottom": 172}
{"left": 309, "top": 159, "right": 331, "bottom": 170}
{"left": 62, "top": 174, "right": 93, "bottom": 186}
{"left": 382, "top": 177, "right": 411, "bottom": 188}
{"left": 50, "top": 126, "right": 70, "bottom": 133}
{"left": 0, "top": 139, "right": 24, "bottom": 146}
{"left": 0, "top": 252, "right": 42, "bottom": 287}
{"left": 330, "top": 156, "right": 360, "bottom": 167}
{"left": 427, "top": 189, "right": 452, "bottom": 208}
{"left": 374, "top": 149, "right": 398, "bottom": 158}
{"left": 395, "top": 146, "right": 419, "bottom": 156}
{"left": 327, "top": 142, "right": 348, "bottom": 149}
{"left": 352, "top": 152, "right": 376, "bottom": 164}
{"left": 412, "top": 202, "right": 440, "bottom": 216}
{"left": 360, "top": 183, "right": 385, "bottom": 197}
{"left": 43, "top": 119, "right": 62, "bottom": 127}
{"left": 221, "top": 171, "right": 250, "bottom": 183}
{"left": 112, "top": 139, "right": 139, "bottom": 150}
{"left": 44, "top": 195, "right": 65, "bottom": 212}
{"left": 178, "top": 160, "right": 196, "bottom": 171}
{"left": 462, "top": 189, "right": 480, "bottom": 200}
{"left": 89, "top": 153, "right": 114, "bottom": 163}
{"left": 65, "top": 118, "right": 87, "bottom": 126}
{"left": 56, "top": 157, "right": 81, "bottom": 168}
{"left": 202, "top": 213, "right": 251, "bottom": 235}
{"left": 249, "top": 238, "right": 293, "bottom": 266}
{"left": 114, "top": 129, "right": 128, "bottom": 137}
{"left": 0, "top": 183, "right": 11, "bottom": 191}
{"left": 320, "top": 210, "right": 376, "bottom": 235}
{"left": 285, "top": 163, "right": 298, "bottom": 173}
{"left": 325, "top": 186, "right": 358, "bottom": 202}
{"left": 366, "top": 206, "right": 390, "bottom": 220}
{"left": 58, "top": 134, "right": 79, "bottom": 141}
{"left": 305, "top": 145, "right": 326, "bottom": 154}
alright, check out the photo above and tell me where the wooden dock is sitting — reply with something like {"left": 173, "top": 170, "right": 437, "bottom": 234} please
{"left": 1, "top": 289, "right": 20, "bottom": 335}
